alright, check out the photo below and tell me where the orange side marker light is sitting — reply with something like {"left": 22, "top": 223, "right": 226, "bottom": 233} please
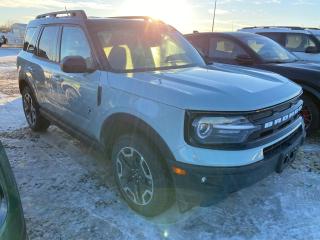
{"left": 172, "top": 166, "right": 187, "bottom": 176}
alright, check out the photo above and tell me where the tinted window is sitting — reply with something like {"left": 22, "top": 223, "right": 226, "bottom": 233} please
{"left": 208, "top": 37, "right": 246, "bottom": 60}
{"left": 259, "top": 32, "right": 283, "bottom": 44}
{"left": 187, "top": 36, "right": 208, "bottom": 56}
{"left": 285, "top": 33, "right": 316, "bottom": 52}
{"left": 23, "top": 27, "right": 36, "bottom": 51}
{"left": 60, "top": 26, "right": 93, "bottom": 67}
{"left": 37, "top": 26, "right": 59, "bottom": 62}
{"left": 239, "top": 34, "right": 296, "bottom": 63}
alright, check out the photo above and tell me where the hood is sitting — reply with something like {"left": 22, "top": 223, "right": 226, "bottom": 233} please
{"left": 259, "top": 60, "right": 320, "bottom": 84}
{"left": 109, "top": 66, "right": 302, "bottom": 112}
{"left": 274, "top": 61, "right": 320, "bottom": 71}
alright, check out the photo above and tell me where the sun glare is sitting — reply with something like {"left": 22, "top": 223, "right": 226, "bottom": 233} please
{"left": 118, "top": 0, "right": 193, "bottom": 33}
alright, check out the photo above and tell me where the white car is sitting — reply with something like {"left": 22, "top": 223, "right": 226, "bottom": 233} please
{"left": 240, "top": 26, "right": 320, "bottom": 63}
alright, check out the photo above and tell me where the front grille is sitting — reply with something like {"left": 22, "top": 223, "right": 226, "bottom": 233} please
{"left": 247, "top": 96, "right": 303, "bottom": 142}
{"left": 263, "top": 125, "right": 303, "bottom": 157}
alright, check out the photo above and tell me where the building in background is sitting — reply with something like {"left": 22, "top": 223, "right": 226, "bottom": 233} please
{"left": 2, "top": 23, "right": 26, "bottom": 46}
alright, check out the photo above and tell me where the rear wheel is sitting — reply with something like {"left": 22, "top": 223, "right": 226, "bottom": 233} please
{"left": 111, "top": 134, "right": 173, "bottom": 217}
{"left": 301, "top": 94, "right": 319, "bottom": 134}
{"left": 22, "top": 86, "right": 50, "bottom": 132}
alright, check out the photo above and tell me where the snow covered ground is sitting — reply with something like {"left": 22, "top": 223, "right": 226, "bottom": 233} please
{"left": 0, "top": 48, "right": 320, "bottom": 240}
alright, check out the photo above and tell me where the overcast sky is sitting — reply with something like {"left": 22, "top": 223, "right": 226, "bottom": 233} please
{"left": 0, "top": 0, "right": 319, "bottom": 33}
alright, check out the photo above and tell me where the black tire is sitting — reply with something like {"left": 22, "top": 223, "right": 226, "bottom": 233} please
{"left": 111, "top": 134, "right": 173, "bottom": 217}
{"left": 22, "top": 86, "right": 50, "bottom": 132}
{"left": 301, "top": 94, "right": 319, "bottom": 135}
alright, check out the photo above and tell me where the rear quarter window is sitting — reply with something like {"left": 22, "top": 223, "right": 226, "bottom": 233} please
{"left": 23, "top": 27, "right": 36, "bottom": 51}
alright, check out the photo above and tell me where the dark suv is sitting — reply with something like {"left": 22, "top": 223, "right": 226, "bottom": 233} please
{"left": 185, "top": 32, "right": 320, "bottom": 133}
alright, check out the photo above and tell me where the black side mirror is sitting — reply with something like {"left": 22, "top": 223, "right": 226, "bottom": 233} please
{"left": 305, "top": 46, "right": 319, "bottom": 54}
{"left": 235, "top": 54, "right": 254, "bottom": 65}
{"left": 61, "top": 56, "right": 88, "bottom": 73}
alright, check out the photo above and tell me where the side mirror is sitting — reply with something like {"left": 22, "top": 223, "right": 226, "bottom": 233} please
{"left": 305, "top": 46, "right": 319, "bottom": 54}
{"left": 235, "top": 54, "right": 254, "bottom": 65}
{"left": 61, "top": 56, "right": 88, "bottom": 73}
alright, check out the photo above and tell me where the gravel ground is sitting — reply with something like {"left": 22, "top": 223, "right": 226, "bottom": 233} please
{"left": 0, "top": 49, "right": 320, "bottom": 240}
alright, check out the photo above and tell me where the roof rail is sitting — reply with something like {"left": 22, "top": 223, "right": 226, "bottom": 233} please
{"left": 242, "top": 26, "right": 310, "bottom": 31}
{"left": 109, "top": 16, "right": 152, "bottom": 20}
{"left": 108, "top": 16, "right": 165, "bottom": 24}
{"left": 36, "top": 10, "right": 87, "bottom": 20}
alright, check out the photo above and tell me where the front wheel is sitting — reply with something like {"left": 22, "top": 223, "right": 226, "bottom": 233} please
{"left": 111, "top": 134, "right": 173, "bottom": 217}
{"left": 22, "top": 86, "right": 50, "bottom": 132}
{"left": 301, "top": 94, "right": 319, "bottom": 134}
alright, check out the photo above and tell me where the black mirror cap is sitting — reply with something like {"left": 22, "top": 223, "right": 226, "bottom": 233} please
{"left": 305, "top": 46, "right": 319, "bottom": 54}
{"left": 236, "top": 54, "right": 254, "bottom": 65}
{"left": 61, "top": 56, "right": 88, "bottom": 73}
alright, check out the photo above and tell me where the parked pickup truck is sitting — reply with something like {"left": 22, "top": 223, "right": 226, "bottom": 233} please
{"left": 17, "top": 10, "right": 305, "bottom": 216}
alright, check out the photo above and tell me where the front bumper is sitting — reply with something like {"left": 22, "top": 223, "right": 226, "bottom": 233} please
{"left": 170, "top": 123, "right": 305, "bottom": 209}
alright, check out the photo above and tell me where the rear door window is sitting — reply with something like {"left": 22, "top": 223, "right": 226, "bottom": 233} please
{"left": 37, "top": 26, "right": 60, "bottom": 62}
{"left": 259, "top": 32, "right": 284, "bottom": 45}
{"left": 208, "top": 37, "right": 247, "bottom": 62}
{"left": 285, "top": 33, "right": 316, "bottom": 52}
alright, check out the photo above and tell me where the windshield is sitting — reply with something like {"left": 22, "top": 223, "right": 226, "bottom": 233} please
{"left": 96, "top": 23, "right": 205, "bottom": 72}
{"left": 316, "top": 35, "right": 320, "bottom": 42}
{"left": 240, "top": 34, "right": 297, "bottom": 63}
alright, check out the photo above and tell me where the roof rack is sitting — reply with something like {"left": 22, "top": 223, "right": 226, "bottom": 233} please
{"left": 36, "top": 10, "right": 87, "bottom": 20}
{"left": 109, "top": 16, "right": 152, "bottom": 20}
{"left": 108, "top": 16, "right": 165, "bottom": 23}
{"left": 307, "top": 27, "right": 320, "bottom": 30}
{"left": 242, "top": 26, "right": 316, "bottom": 31}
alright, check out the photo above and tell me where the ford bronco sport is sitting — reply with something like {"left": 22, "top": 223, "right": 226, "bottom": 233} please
{"left": 17, "top": 10, "right": 305, "bottom": 216}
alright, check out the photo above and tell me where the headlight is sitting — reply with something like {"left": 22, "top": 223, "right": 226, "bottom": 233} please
{"left": 186, "top": 113, "right": 259, "bottom": 146}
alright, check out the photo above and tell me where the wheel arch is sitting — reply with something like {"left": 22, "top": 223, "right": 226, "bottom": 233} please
{"left": 300, "top": 84, "right": 320, "bottom": 108}
{"left": 100, "top": 112, "right": 176, "bottom": 174}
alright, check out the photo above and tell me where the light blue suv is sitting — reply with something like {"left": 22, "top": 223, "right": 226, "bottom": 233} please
{"left": 17, "top": 10, "right": 305, "bottom": 216}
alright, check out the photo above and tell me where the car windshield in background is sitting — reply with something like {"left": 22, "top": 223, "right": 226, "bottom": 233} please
{"left": 96, "top": 23, "right": 205, "bottom": 72}
{"left": 240, "top": 35, "right": 297, "bottom": 63}
{"left": 316, "top": 35, "right": 320, "bottom": 42}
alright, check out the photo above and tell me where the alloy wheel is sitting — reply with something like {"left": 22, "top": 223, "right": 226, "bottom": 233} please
{"left": 23, "top": 92, "right": 36, "bottom": 127}
{"left": 116, "top": 147, "right": 154, "bottom": 206}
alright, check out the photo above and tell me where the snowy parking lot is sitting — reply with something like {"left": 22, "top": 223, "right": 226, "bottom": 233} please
{"left": 0, "top": 48, "right": 320, "bottom": 240}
